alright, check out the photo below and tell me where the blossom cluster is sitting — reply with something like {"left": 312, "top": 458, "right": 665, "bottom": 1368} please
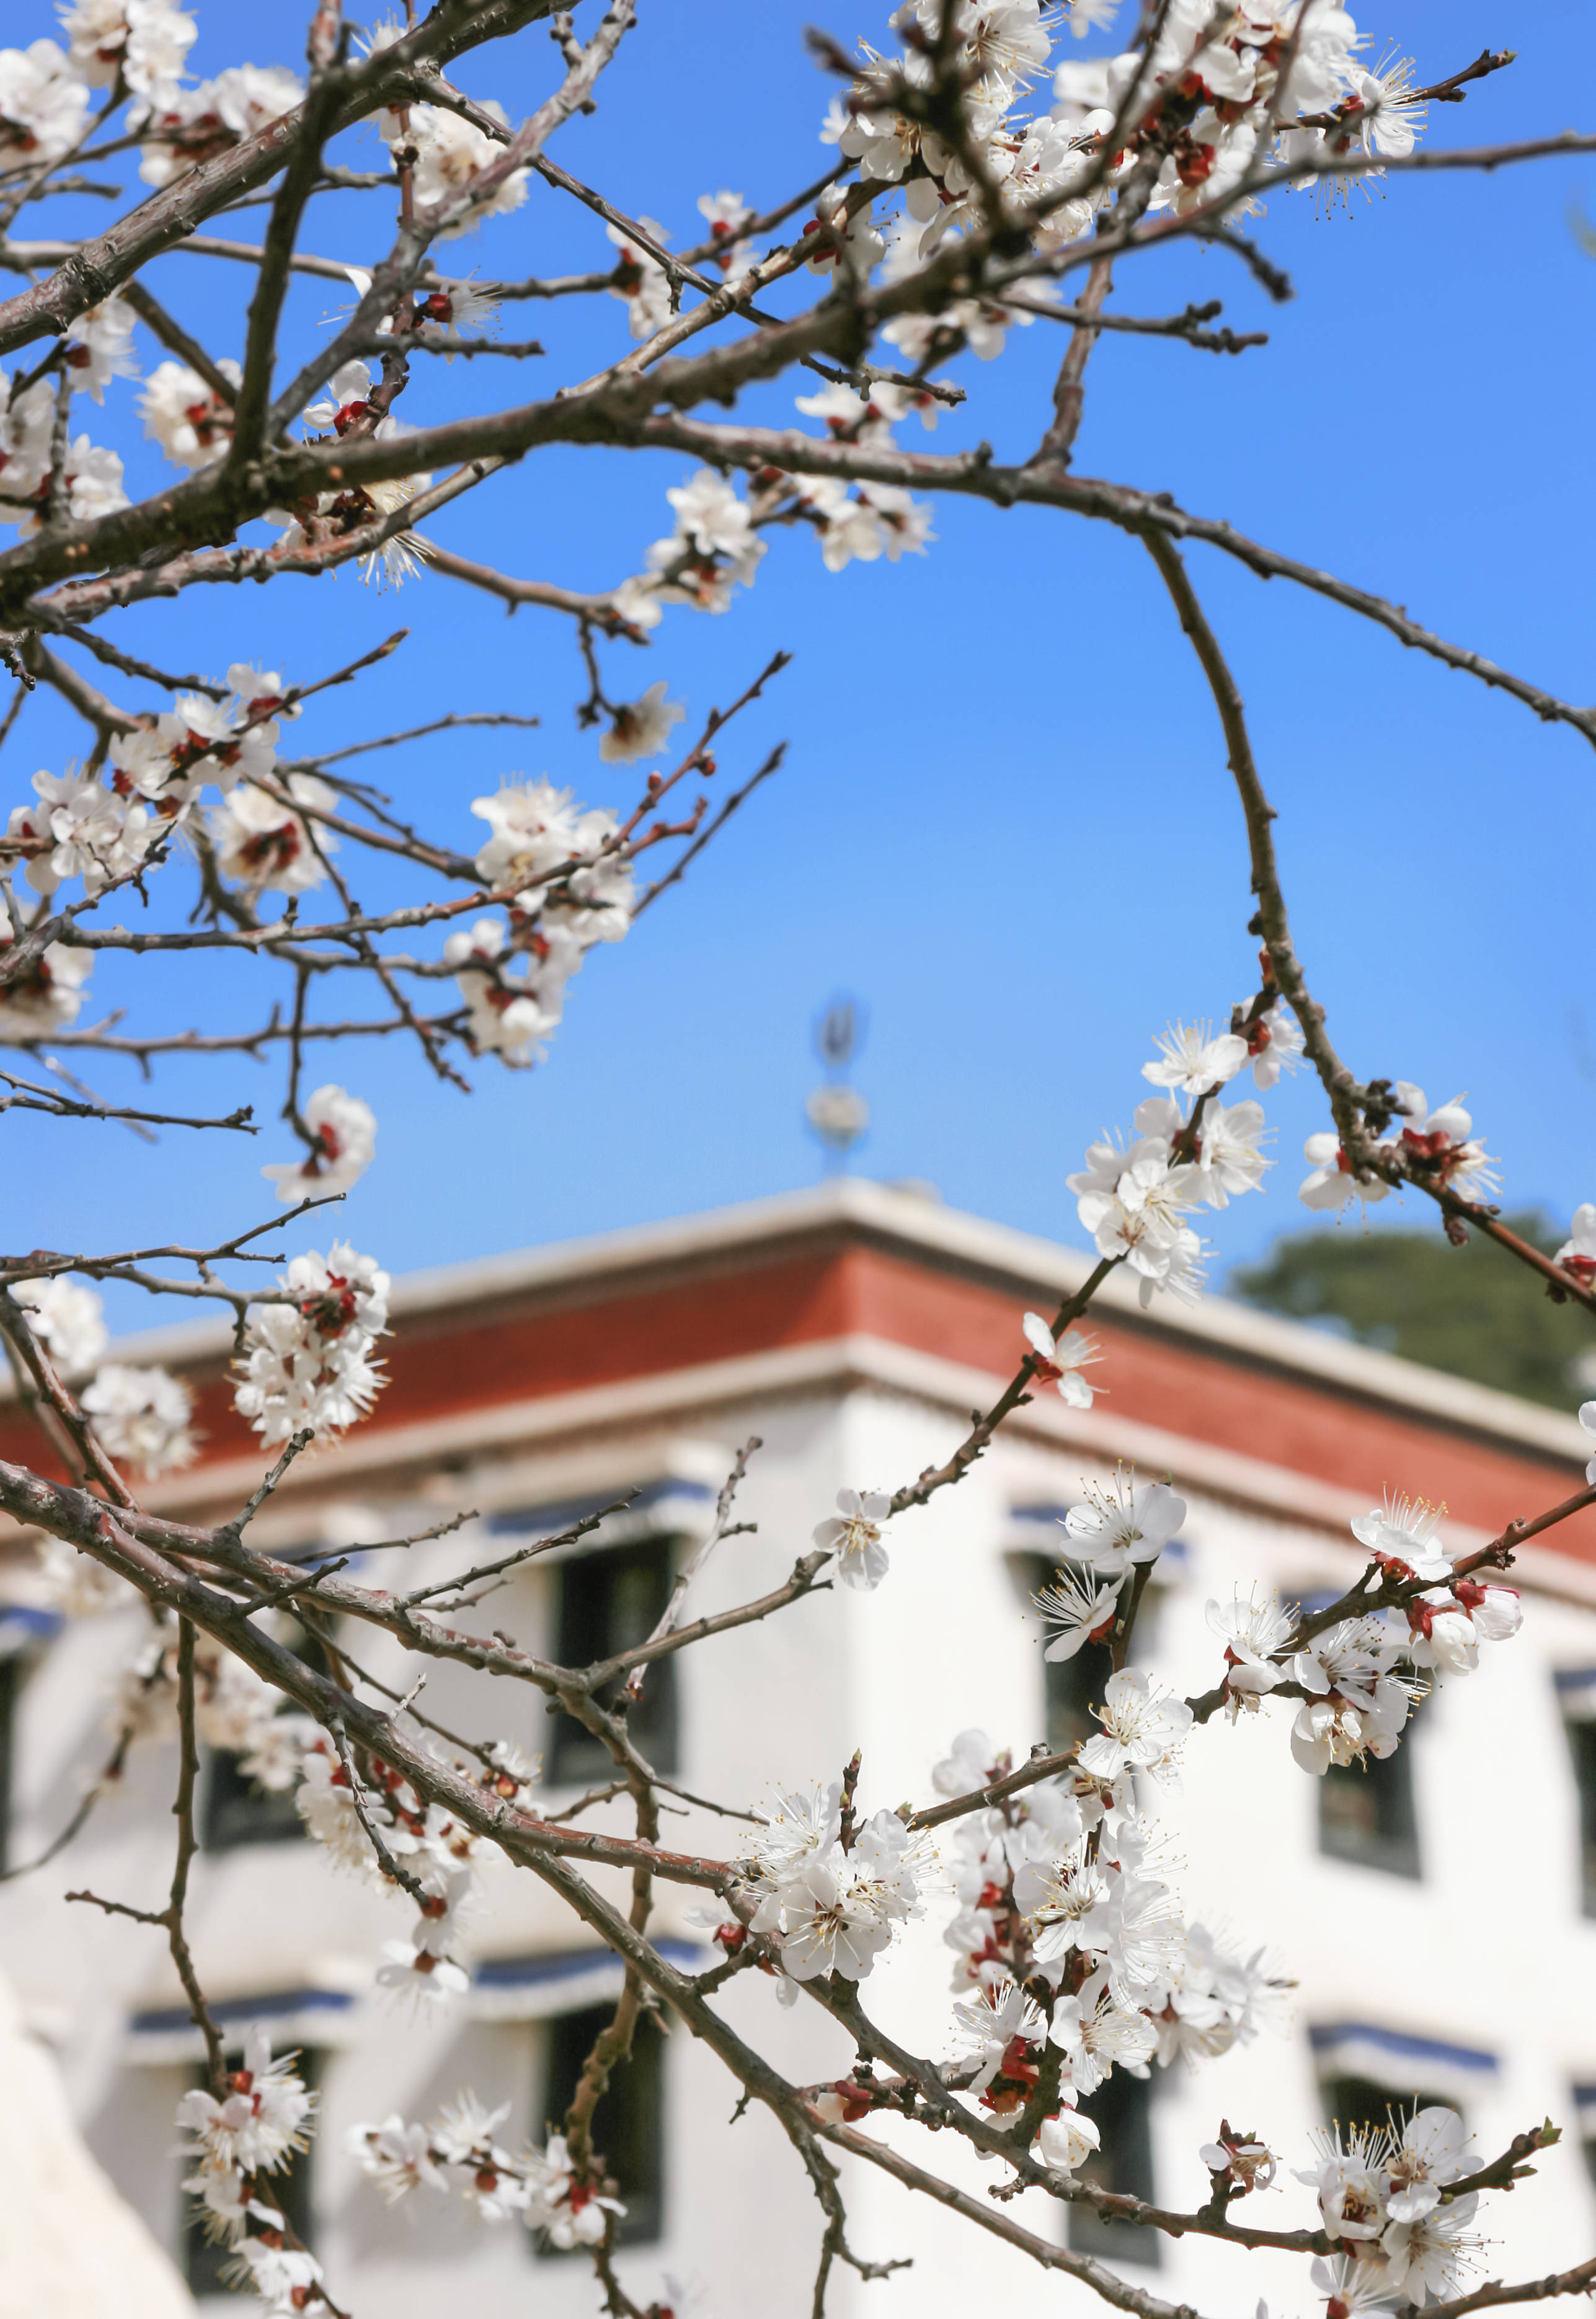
{"left": 443, "top": 773, "right": 638, "bottom": 1066}
{"left": 1299, "top": 1083, "right": 1500, "bottom": 1213}
{"left": 175, "top": 2028, "right": 327, "bottom": 2315}
{"left": 827, "top": 0, "right": 1427, "bottom": 265}
{"left": 12, "top": 1273, "right": 197, "bottom": 1478}
{"left": 737, "top": 1780, "right": 935, "bottom": 1984}
{"left": 1201, "top": 1492, "right": 1522, "bottom": 1773}
{"left": 933, "top": 1724, "right": 1280, "bottom": 2176}
{"left": 1064, "top": 1006, "right": 1298, "bottom": 1309}
{"left": 1301, "top": 2106, "right": 1483, "bottom": 2308}
{"left": 347, "top": 2096, "right": 624, "bottom": 2246}
{"left": 233, "top": 1240, "right": 389, "bottom": 1448}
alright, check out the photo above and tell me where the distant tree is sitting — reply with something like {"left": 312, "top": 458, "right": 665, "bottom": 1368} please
{"left": 1231, "top": 1210, "right": 1594, "bottom": 1409}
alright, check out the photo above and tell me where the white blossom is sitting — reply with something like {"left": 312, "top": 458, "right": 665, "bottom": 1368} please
{"left": 0, "top": 38, "right": 92, "bottom": 166}
{"left": 951, "top": 1971, "right": 1046, "bottom": 2094}
{"left": 1300, "top": 1130, "right": 1393, "bottom": 1213}
{"left": 1205, "top": 1586, "right": 1295, "bottom": 1693}
{"left": 1243, "top": 996, "right": 1306, "bottom": 1089}
{"left": 261, "top": 1083, "right": 377, "bottom": 1203}
{"left": 1034, "top": 1562, "right": 1122, "bottom": 1662}
{"left": 598, "top": 680, "right": 686, "bottom": 763}
{"left": 1350, "top": 1491, "right": 1452, "bottom": 1580}
{"left": 812, "top": 1487, "right": 892, "bottom": 1590}
{"left": 344, "top": 2115, "right": 445, "bottom": 2204}
{"left": 81, "top": 1362, "right": 197, "bottom": 1476}
{"left": 1047, "top": 1969, "right": 1158, "bottom": 2094}
{"left": 1391, "top": 1083, "right": 1501, "bottom": 1201}
{"left": 0, "top": 897, "right": 92, "bottom": 1031}
{"left": 1079, "top": 1669, "right": 1192, "bottom": 1786}
{"left": 61, "top": 1, "right": 196, "bottom": 102}
{"left": 137, "top": 63, "right": 304, "bottom": 189}
{"left": 63, "top": 299, "right": 139, "bottom": 402}
{"left": 1022, "top": 1313, "right": 1104, "bottom": 1408}
{"left": 11, "top": 1275, "right": 107, "bottom": 1378}
{"left": 1063, "top": 1472, "right": 1186, "bottom": 1576}
{"left": 606, "top": 216, "right": 674, "bottom": 337}
{"left": 175, "top": 2028, "right": 314, "bottom": 2175}
{"left": 210, "top": 771, "right": 335, "bottom": 895}
{"left": 1035, "top": 2103, "right": 1102, "bottom": 2173}
{"left": 1143, "top": 1019, "right": 1248, "bottom": 1098}
{"left": 234, "top": 1240, "right": 389, "bottom": 1447}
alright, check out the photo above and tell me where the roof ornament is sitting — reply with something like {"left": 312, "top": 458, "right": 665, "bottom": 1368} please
{"left": 805, "top": 995, "right": 869, "bottom": 1171}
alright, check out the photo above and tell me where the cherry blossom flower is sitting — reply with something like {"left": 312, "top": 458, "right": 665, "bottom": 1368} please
{"left": 1143, "top": 1019, "right": 1248, "bottom": 1099}
{"left": 812, "top": 1488, "right": 892, "bottom": 1590}
{"left": 531, "top": 2132, "right": 627, "bottom": 2248}
{"left": 1034, "top": 1563, "right": 1122, "bottom": 1662}
{"left": 1022, "top": 1311, "right": 1102, "bottom": 1407}
{"left": 11, "top": 1275, "right": 107, "bottom": 1378}
{"left": 261, "top": 1084, "right": 377, "bottom": 1204}
{"left": 238, "top": 2238, "right": 327, "bottom": 2315}
{"left": 1200, "top": 2126, "right": 1278, "bottom": 2193}
{"left": 63, "top": 299, "right": 140, "bottom": 403}
{"left": 296, "top": 1741, "right": 392, "bottom": 1876}
{"left": 81, "top": 1362, "right": 197, "bottom": 1476}
{"left": 1079, "top": 1669, "right": 1193, "bottom": 1785}
{"left": 1192, "top": 1099, "right": 1270, "bottom": 1205}
{"left": 137, "top": 63, "right": 303, "bottom": 189}
{"left": 697, "top": 186, "right": 753, "bottom": 270}
{"left": 210, "top": 772, "right": 336, "bottom": 897}
{"left": 1345, "top": 55, "right": 1427, "bottom": 161}
{"left": 1064, "top": 1471, "right": 1186, "bottom": 1576}
{"left": 598, "top": 680, "right": 686, "bottom": 763}
{"left": 1350, "top": 1491, "right": 1453, "bottom": 1581}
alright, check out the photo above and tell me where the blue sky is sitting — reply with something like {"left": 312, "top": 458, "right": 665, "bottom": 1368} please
{"left": 6, "top": 0, "right": 1595, "bottom": 1327}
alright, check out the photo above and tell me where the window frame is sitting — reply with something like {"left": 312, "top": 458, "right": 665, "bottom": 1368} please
{"left": 534, "top": 2001, "right": 665, "bottom": 2250}
{"left": 548, "top": 1535, "right": 682, "bottom": 1786}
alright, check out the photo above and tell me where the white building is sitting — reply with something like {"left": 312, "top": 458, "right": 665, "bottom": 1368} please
{"left": 2, "top": 1179, "right": 1595, "bottom": 2316}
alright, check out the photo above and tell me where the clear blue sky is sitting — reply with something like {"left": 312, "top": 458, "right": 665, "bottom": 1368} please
{"left": 6, "top": 0, "right": 1595, "bottom": 1326}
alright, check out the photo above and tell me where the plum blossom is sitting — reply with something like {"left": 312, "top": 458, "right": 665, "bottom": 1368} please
{"left": 1298, "top": 2121, "right": 1394, "bottom": 2243}
{"left": 11, "top": 1275, "right": 107, "bottom": 1378}
{"left": 1385, "top": 2107, "right": 1476, "bottom": 2225}
{"left": 598, "top": 680, "right": 686, "bottom": 763}
{"left": 813, "top": 1488, "right": 892, "bottom": 1590}
{"left": 1064, "top": 1471, "right": 1186, "bottom": 1576}
{"left": 12, "top": 762, "right": 154, "bottom": 896}
{"left": 233, "top": 1240, "right": 389, "bottom": 1447}
{"left": 646, "top": 469, "right": 766, "bottom": 610}
{"left": 139, "top": 356, "right": 241, "bottom": 468}
{"left": 1079, "top": 1670, "right": 1192, "bottom": 1785}
{"left": 1035, "top": 2103, "right": 1102, "bottom": 2173}
{"left": 1242, "top": 996, "right": 1306, "bottom": 1089}
{"left": 342, "top": 2116, "right": 444, "bottom": 2204}
{"left": 176, "top": 2029, "right": 314, "bottom": 2176}
{"left": 1300, "top": 1130, "right": 1394, "bottom": 1213}
{"left": 1034, "top": 1563, "right": 1122, "bottom": 1662}
{"left": 445, "top": 918, "right": 559, "bottom": 1066}
{"left": 1290, "top": 1618, "right": 1416, "bottom": 1775}
{"left": 261, "top": 1084, "right": 377, "bottom": 1204}
{"left": 1310, "top": 2253, "right": 1401, "bottom": 2319}
{"left": 1069, "top": 1135, "right": 1207, "bottom": 1305}
{"left": 61, "top": 1, "right": 197, "bottom": 103}
{"left": 1549, "top": 1201, "right": 1596, "bottom": 1298}
{"left": 136, "top": 63, "right": 304, "bottom": 188}
{"left": 743, "top": 1793, "right": 930, "bottom": 1984}
{"left": 1351, "top": 1492, "right": 1453, "bottom": 1581}
{"left": 951, "top": 1971, "right": 1047, "bottom": 2094}
{"left": 1392, "top": 1084, "right": 1500, "bottom": 1201}
{"left": 1143, "top": 1019, "right": 1248, "bottom": 1099}
{"left": 0, "top": 897, "right": 93, "bottom": 1032}
{"left": 63, "top": 299, "right": 139, "bottom": 402}
{"left": 1206, "top": 1586, "right": 1295, "bottom": 1695}
{"left": 0, "top": 38, "right": 92, "bottom": 164}
{"left": 210, "top": 772, "right": 336, "bottom": 896}
{"left": 606, "top": 216, "right": 674, "bottom": 337}
{"left": 1048, "top": 1969, "right": 1159, "bottom": 2094}
{"left": 377, "top": 1938, "right": 471, "bottom": 2008}
{"left": 1022, "top": 1311, "right": 1101, "bottom": 1407}
{"left": 81, "top": 1363, "right": 197, "bottom": 1477}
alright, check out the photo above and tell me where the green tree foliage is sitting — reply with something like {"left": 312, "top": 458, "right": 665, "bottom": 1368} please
{"left": 1229, "top": 1211, "right": 1594, "bottom": 1411}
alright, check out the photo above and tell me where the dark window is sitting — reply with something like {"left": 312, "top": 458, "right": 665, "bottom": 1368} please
{"left": 184, "top": 2047, "right": 319, "bottom": 2295}
{"left": 550, "top": 1540, "right": 678, "bottom": 1785}
{"left": 0, "top": 1654, "right": 20, "bottom": 1874}
{"left": 1564, "top": 1719, "right": 1596, "bottom": 1916}
{"left": 1321, "top": 2072, "right": 1453, "bottom": 2139}
{"left": 1066, "top": 2069, "right": 1159, "bottom": 2265}
{"left": 202, "top": 1618, "right": 326, "bottom": 1853}
{"left": 1319, "top": 1743, "right": 1421, "bottom": 1878}
{"left": 538, "top": 2003, "right": 663, "bottom": 2248}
